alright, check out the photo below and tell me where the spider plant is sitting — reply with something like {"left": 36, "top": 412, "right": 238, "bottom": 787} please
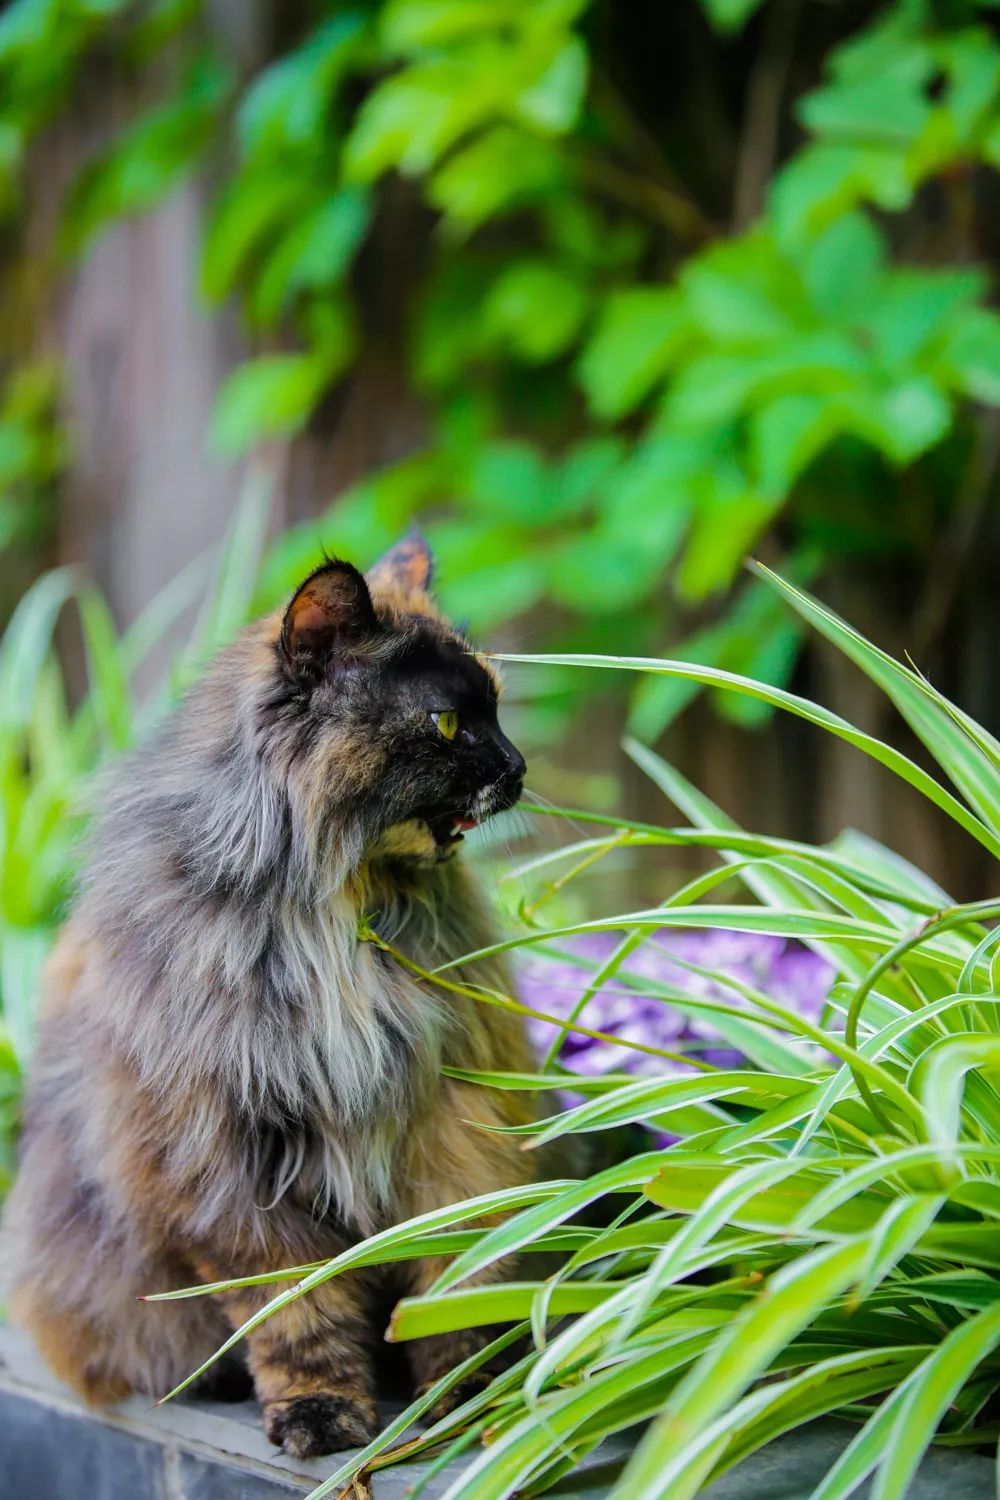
{"left": 151, "top": 563, "right": 1000, "bottom": 1499}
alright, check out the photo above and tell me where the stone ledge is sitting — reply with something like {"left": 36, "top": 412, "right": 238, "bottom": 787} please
{"left": 2, "top": 1323, "right": 997, "bottom": 1498}
{"left": 0, "top": 1323, "right": 430, "bottom": 1498}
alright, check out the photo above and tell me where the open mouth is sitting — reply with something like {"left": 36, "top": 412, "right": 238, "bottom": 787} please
{"left": 421, "top": 777, "right": 522, "bottom": 850}
{"left": 425, "top": 811, "right": 479, "bottom": 847}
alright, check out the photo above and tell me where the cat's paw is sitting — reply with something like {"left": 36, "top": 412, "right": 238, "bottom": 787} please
{"left": 263, "top": 1392, "right": 379, "bottom": 1458}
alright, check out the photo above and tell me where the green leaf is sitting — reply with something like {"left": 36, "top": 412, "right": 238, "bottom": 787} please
{"left": 936, "top": 307, "right": 1000, "bottom": 405}
{"left": 0, "top": 568, "right": 78, "bottom": 736}
{"left": 425, "top": 1153, "right": 673, "bottom": 1298}
{"left": 302, "top": 1323, "right": 531, "bottom": 1500}
{"left": 801, "top": 212, "right": 886, "bottom": 325}
{"left": 680, "top": 233, "right": 800, "bottom": 349}
{"left": 864, "top": 267, "right": 986, "bottom": 371}
{"left": 983, "top": 114, "right": 1000, "bottom": 168}
{"left": 852, "top": 1195, "right": 946, "bottom": 1304}
{"left": 713, "top": 1350, "right": 927, "bottom": 1486}
{"left": 344, "top": 61, "right": 494, "bottom": 181}
{"left": 491, "top": 646, "right": 1000, "bottom": 859}
{"left": 799, "top": 71, "right": 930, "bottom": 148}
{"left": 344, "top": 14, "right": 588, "bottom": 185}
{"left": 712, "top": 582, "right": 805, "bottom": 730}
{"left": 527, "top": 1074, "right": 809, "bottom": 1151}
{"left": 439, "top": 1332, "right": 719, "bottom": 1499}
{"left": 482, "top": 259, "right": 588, "bottom": 363}
{"left": 389, "top": 1280, "right": 625, "bottom": 1339}
{"left": 236, "top": 11, "right": 369, "bottom": 158}
{"left": 577, "top": 289, "right": 689, "bottom": 420}
{"left": 700, "top": 0, "right": 767, "bottom": 34}
{"left": 555, "top": 437, "right": 625, "bottom": 519}
{"left": 548, "top": 527, "right": 676, "bottom": 614}
{"left": 513, "top": 36, "right": 588, "bottom": 134}
{"left": 249, "top": 187, "right": 372, "bottom": 327}
{"left": 78, "top": 586, "right": 131, "bottom": 751}
{"left": 663, "top": 334, "right": 865, "bottom": 431}
{"left": 155, "top": 1178, "right": 580, "bottom": 1401}
{"left": 934, "top": 29, "right": 1000, "bottom": 142}
{"left": 465, "top": 441, "right": 549, "bottom": 525}
{"left": 910, "top": 1034, "right": 1000, "bottom": 1149}
{"left": 750, "top": 394, "right": 836, "bottom": 495}
{"left": 646, "top": 1160, "right": 889, "bottom": 1238}
{"left": 209, "top": 331, "right": 354, "bottom": 456}
{"left": 437, "top": 552, "right": 547, "bottom": 630}
{"left": 846, "top": 378, "right": 952, "bottom": 464}
{"left": 427, "top": 125, "right": 565, "bottom": 231}
{"left": 826, "top": 1303, "right": 1000, "bottom": 1500}
{"left": 753, "top": 566, "right": 1000, "bottom": 836}
{"left": 201, "top": 172, "right": 317, "bottom": 303}
{"left": 769, "top": 144, "right": 913, "bottom": 246}
{"left": 678, "top": 475, "right": 780, "bottom": 599}
{"left": 380, "top": 0, "right": 554, "bottom": 54}
{"left": 627, "top": 622, "right": 730, "bottom": 742}
{"left": 615, "top": 1238, "right": 871, "bottom": 1499}
{"left": 599, "top": 435, "right": 698, "bottom": 551}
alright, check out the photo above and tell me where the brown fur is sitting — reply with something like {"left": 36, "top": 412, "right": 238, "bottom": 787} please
{"left": 2, "top": 541, "right": 555, "bottom": 1457}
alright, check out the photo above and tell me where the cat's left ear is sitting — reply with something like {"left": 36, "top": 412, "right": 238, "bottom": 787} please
{"left": 366, "top": 532, "right": 433, "bottom": 607}
{"left": 280, "top": 561, "right": 377, "bottom": 680}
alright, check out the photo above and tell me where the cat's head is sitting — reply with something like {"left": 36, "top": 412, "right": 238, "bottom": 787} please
{"left": 275, "top": 535, "right": 525, "bottom": 865}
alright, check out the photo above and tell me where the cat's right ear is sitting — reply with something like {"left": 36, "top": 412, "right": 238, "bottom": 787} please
{"left": 280, "top": 561, "right": 378, "bottom": 680}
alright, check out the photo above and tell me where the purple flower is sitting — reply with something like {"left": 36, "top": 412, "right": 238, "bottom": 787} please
{"left": 518, "top": 928, "right": 834, "bottom": 1081}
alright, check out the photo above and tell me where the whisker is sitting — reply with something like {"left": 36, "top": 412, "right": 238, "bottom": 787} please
{"left": 486, "top": 622, "right": 558, "bottom": 651}
{"left": 521, "top": 786, "right": 590, "bottom": 840}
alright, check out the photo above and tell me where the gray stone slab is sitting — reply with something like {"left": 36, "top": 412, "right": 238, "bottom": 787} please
{"left": 0, "top": 1387, "right": 165, "bottom": 1500}
{"left": 0, "top": 1324, "right": 462, "bottom": 1498}
{"left": 180, "top": 1450, "right": 303, "bottom": 1499}
{"left": 700, "top": 1417, "right": 994, "bottom": 1500}
{"left": 541, "top": 1419, "right": 997, "bottom": 1500}
{"left": 0, "top": 1324, "right": 341, "bottom": 1488}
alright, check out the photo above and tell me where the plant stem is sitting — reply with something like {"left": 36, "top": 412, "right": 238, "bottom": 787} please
{"left": 733, "top": 0, "right": 800, "bottom": 229}
{"left": 358, "top": 923, "right": 713, "bottom": 1072}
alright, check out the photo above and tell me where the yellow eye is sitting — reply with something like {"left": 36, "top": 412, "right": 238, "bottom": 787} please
{"left": 432, "top": 710, "right": 458, "bottom": 741}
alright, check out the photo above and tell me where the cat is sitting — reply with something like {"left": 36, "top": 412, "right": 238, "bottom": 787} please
{"left": 1, "top": 536, "right": 549, "bottom": 1459}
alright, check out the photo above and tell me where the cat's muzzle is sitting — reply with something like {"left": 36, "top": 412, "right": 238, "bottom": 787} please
{"left": 428, "top": 771, "right": 524, "bottom": 848}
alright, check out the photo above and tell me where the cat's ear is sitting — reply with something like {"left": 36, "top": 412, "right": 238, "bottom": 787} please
{"left": 280, "top": 561, "right": 377, "bottom": 678}
{"left": 366, "top": 532, "right": 433, "bottom": 607}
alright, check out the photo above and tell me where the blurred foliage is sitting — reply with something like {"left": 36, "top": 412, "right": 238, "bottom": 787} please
{"left": 0, "top": 473, "right": 272, "bottom": 1182}
{"left": 0, "top": 365, "right": 65, "bottom": 554}
{"left": 2, "top": 0, "right": 1000, "bottom": 738}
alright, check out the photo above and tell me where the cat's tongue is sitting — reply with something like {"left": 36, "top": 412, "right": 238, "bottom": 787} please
{"left": 455, "top": 816, "right": 478, "bottom": 832}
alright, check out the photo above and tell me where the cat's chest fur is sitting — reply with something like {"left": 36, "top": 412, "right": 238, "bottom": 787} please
{"left": 233, "top": 884, "right": 449, "bottom": 1235}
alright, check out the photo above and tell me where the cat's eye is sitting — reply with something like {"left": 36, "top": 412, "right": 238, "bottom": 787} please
{"left": 432, "top": 710, "right": 459, "bottom": 741}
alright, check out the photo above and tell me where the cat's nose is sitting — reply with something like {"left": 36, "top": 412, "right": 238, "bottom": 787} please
{"left": 496, "top": 731, "right": 526, "bottom": 781}
{"left": 506, "top": 747, "right": 526, "bottom": 781}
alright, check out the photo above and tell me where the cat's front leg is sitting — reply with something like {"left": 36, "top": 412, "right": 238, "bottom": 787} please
{"left": 201, "top": 1256, "right": 378, "bottom": 1458}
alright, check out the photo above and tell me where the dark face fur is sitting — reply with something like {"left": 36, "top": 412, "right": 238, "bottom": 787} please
{"left": 278, "top": 538, "right": 526, "bottom": 862}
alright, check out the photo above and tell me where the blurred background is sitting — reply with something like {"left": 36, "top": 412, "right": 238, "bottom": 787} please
{"left": 2, "top": 0, "right": 1000, "bottom": 940}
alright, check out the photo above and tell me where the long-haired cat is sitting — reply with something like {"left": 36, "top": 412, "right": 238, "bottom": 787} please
{"left": 2, "top": 537, "right": 547, "bottom": 1458}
